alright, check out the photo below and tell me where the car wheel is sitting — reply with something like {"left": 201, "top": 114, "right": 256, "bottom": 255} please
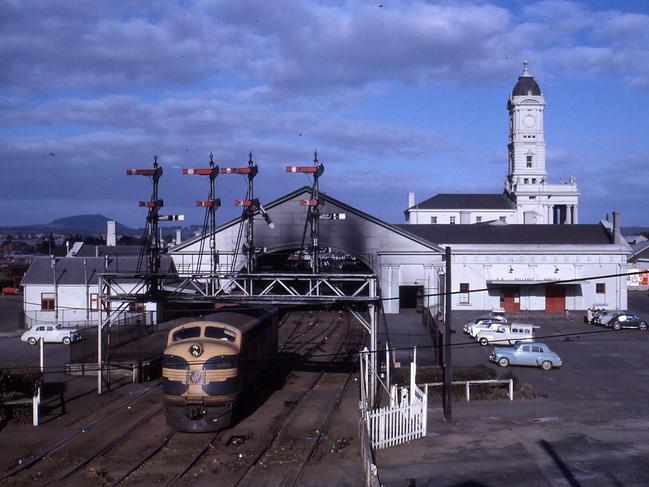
{"left": 541, "top": 361, "right": 552, "bottom": 371}
{"left": 63, "top": 336, "right": 71, "bottom": 345}
{"left": 498, "top": 357, "right": 510, "bottom": 367}
{"left": 479, "top": 337, "right": 489, "bottom": 346}
{"left": 640, "top": 324, "right": 648, "bottom": 331}
{"left": 28, "top": 337, "right": 37, "bottom": 345}
{"left": 613, "top": 322, "right": 621, "bottom": 331}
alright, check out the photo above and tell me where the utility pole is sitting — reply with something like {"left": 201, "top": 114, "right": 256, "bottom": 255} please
{"left": 443, "top": 246, "right": 453, "bottom": 421}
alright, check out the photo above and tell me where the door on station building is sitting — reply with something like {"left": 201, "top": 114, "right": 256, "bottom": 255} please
{"left": 545, "top": 285, "right": 566, "bottom": 313}
{"left": 500, "top": 287, "right": 521, "bottom": 313}
{"left": 399, "top": 286, "right": 423, "bottom": 309}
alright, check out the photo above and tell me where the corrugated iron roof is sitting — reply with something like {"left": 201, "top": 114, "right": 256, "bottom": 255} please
{"left": 21, "top": 256, "right": 176, "bottom": 286}
{"left": 408, "top": 193, "right": 517, "bottom": 211}
{"left": 397, "top": 223, "right": 614, "bottom": 245}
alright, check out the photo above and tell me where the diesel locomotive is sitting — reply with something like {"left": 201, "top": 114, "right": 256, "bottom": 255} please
{"left": 162, "top": 307, "right": 278, "bottom": 432}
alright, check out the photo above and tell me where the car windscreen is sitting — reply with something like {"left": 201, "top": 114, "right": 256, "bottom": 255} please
{"left": 204, "top": 326, "right": 237, "bottom": 342}
{"left": 172, "top": 327, "right": 201, "bottom": 342}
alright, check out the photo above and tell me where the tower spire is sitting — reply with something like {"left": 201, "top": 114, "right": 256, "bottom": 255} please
{"left": 522, "top": 59, "right": 529, "bottom": 76}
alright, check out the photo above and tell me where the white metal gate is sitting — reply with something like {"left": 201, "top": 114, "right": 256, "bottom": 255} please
{"left": 360, "top": 347, "right": 427, "bottom": 451}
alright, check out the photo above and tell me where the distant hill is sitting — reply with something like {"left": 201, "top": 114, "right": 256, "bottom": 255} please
{"left": 622, "top": 227, "right": 649, "bottom": 236}
{"left": 0, "top": 214, "right": 142, "bottom": 236}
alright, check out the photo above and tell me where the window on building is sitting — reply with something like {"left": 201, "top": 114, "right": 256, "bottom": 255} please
{"left": 430, "top": 216, "right": 437, "bottom": 224}
{"left": 596, "top": 283, "right": 606, "bottom": 294}
{"left": 41, "top": 293, "right": 55, "bottom": 311}
{"left": 499, "top": 216, "right": 507, "bottom": 223}
{"left": 526, "top": 155, "right": 533, "bottom": 168}
{"left": 459, "top": 283, "right": 470, "bottom": 304}
{"left": 89, "top": 293, "right": 99, "bottom": 311}
{"left": 449, "top": 216, "right": 456, "bottom": 225}
{"left": 532, "top": 178, "right": 537, "bottom": 184}
{"left": 524, "top": 178, "right": 529, "bottom": 184}
{"left": 476, "top": 216, "right": 482, "bottom": 223}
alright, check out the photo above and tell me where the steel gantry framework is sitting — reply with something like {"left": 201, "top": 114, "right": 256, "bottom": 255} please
{"left": 97, "top": 154, "right": 382, "bottom": 406}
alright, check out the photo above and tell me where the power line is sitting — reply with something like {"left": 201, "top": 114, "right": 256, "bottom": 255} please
{"left": 3, "top": 268, "right": 647, "bottom": 313}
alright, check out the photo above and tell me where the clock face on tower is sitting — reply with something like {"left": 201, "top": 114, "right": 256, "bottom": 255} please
{"left": 523, "top": 115, "right": 536, "bottom": 128}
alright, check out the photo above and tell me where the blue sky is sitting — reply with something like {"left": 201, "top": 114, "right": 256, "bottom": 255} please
{"left": 1, "top": 0, "right": 648, "bottom": 228}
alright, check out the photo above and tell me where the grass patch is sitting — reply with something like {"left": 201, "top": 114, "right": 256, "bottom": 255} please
{"left": 390, "top": 364, "right": 517, "bottom": 402}
{"left": 0, "top": 366, "right": 40, "bottom": 428}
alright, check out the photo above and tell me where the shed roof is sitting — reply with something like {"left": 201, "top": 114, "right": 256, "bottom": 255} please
{"left": 396, "top": 223, "right": 614, "bottom": 245}
{"left": 73, "top": 245, "right": 142, "bottom": 257}
{"left": 408, "top": 193, "right": 516, "bottom": 211}
{"left": 21, "top": 256, "right": 176, "bottom": 286}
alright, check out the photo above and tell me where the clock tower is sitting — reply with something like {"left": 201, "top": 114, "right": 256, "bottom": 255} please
{"left": 506, "top": 60, "right": 547, "bottom": 192}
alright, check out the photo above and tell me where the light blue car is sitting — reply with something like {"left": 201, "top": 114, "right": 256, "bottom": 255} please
{"left": 489, "top": 342, "right": 562, "bottom": 371}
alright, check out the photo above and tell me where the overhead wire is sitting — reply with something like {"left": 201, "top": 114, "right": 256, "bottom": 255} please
{"left": 5, "top": 268, "right": 647, "bottom": 313}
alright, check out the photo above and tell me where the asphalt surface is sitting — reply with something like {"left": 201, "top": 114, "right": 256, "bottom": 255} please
{"left": 377, "top": 290, "right": 649, "bottom": 487}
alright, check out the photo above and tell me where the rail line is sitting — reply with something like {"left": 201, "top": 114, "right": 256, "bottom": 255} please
{"left": 0, "top": 381, "right": 162, "bottom": 483}
{"left": 231, "top": 313, "right": 359, "bottom": 487}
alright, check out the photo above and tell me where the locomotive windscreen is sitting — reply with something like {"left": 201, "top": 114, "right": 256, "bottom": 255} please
{"left": 204, "top": 327, "right": 237, "bottom": 342}
{"left": 172, "top": 327, "right": 201, "bottom": 342}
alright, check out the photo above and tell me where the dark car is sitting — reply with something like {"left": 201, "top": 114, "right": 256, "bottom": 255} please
{"left": 605, "top": 313, "right": 648, "bottom": 331}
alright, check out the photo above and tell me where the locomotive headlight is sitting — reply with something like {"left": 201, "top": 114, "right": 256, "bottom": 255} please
{"left": 189, "top": 344, "right": 203, "bottom": 358}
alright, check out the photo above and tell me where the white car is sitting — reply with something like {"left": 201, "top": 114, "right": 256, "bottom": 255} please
{"left": 475, "top": 323, "right": 536, "bottom": 346}
{"left": 21, "top": 324, "right": 81, "bottom": 345}
{"left": 465, "top": 319, "right": 505, "bottom": 337}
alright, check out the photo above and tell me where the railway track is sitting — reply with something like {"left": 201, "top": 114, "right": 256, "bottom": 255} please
{"left": 1, "top": 311, "right": 363, "bottom": 487}
{"left": 230, "top": 312, "right": 362, "bottom": 487}
{"left": 0, "top": 381, "right": 162, "bottom": 484}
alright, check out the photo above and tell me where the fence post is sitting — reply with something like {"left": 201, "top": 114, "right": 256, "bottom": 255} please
{"left": 465, "top": 382, "right": 470, "bottom": 402}
{"left": 32, "top": 385, "right": 40, "bottom": 426}
{"left": 509, "top": 379, "right": 513, "bottom": 401}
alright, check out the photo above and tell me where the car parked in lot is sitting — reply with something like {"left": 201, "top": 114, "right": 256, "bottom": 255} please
{"left": 21, "top": 324, "right": 81, "bottom": 345}
{"left": 475, "top": 323, "right": 536, "bottom": 346}
{"left": 591, "top": 310, "right": 623, "bottom": 327}
{"left": 463, "top": 318, "right": 501, "bottom": 336}
{"left": 604, "top": 313, "right": 648, "bottom": 331}
{"left": 489, "top": 308, "right": 508, "bottom": 324}
{"left": 489, "top": 342, "right": 562, "bottom": 370}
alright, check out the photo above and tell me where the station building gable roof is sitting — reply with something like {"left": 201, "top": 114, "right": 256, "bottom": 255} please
{"left": 409, "top": 193, "right": 516, "bottom": 211}
{"left": 21, "top": 256, "right": 175, "bottom": 286}
{"left": 396, "top": 223, "right": 614, "bottom": 246}
{"left": 73, "top": 245, "right": 142, "bottom": 257}
{"left": 173, "top": 186, "right": 442, "bottom": 254}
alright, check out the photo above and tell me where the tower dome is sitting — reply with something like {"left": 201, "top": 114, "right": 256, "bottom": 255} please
{"left": 512, "top": 60, "right": 541, "bottom": 96}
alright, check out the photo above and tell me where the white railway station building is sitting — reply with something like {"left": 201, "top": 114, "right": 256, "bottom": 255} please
{"left": 405, "top": 62, "right": 580, "bottom": 226}
{"left": 171, "top": 187, "right": 631, "bottom": 315}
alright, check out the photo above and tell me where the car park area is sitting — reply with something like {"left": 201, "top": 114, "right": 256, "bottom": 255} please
{"left": 377, "top": 291, "right": 649, "bottom": 486}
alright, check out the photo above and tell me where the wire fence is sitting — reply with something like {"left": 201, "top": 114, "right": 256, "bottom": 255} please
{"left": 68, "top": 311, "right": 155, "bottom": 364}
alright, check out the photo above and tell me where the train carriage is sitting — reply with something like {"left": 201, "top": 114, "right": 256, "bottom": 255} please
{"left": 162, "top": 307, "right": 278, "bottom": 432}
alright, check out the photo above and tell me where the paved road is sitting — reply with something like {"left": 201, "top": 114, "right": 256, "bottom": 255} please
{"left": 378, "top": 293, "right": 649, "bottom": 486}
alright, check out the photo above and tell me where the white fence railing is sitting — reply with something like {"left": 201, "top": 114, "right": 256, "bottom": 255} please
{"left": 420, "top": 379, "right": 514, "bottom": 402}
{"left": 365, "top": 390, "right": 427, "bottom": 449}
{"left": 360, "top": 346, "right": 427, "bottom": 452}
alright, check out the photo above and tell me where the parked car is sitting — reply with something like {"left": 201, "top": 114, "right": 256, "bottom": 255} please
{"left": 591, "top": 310, "right": 625, "bottom": 327}
{"left": 475, "top": 323, "right": 536, "bottom": 346}
{"left": 21, "top": 324, "right": 81, "bottom": 345}
{"left": 604, "top": 313, "right": 648, "bottom": 331}
{"left": 463, "top": 317, "right": 501, "bottom": 335}
{"left": 584, "top": 307, "right": 607, "bottom": 324}
{"left": 489, "top": 308, "right": 508, "bottom": 324}
{"left": 466, "top": 320, "right": 507, "bottom": 338}
{"left": 489, "top": 342, "right": 562, "bottom": 370}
